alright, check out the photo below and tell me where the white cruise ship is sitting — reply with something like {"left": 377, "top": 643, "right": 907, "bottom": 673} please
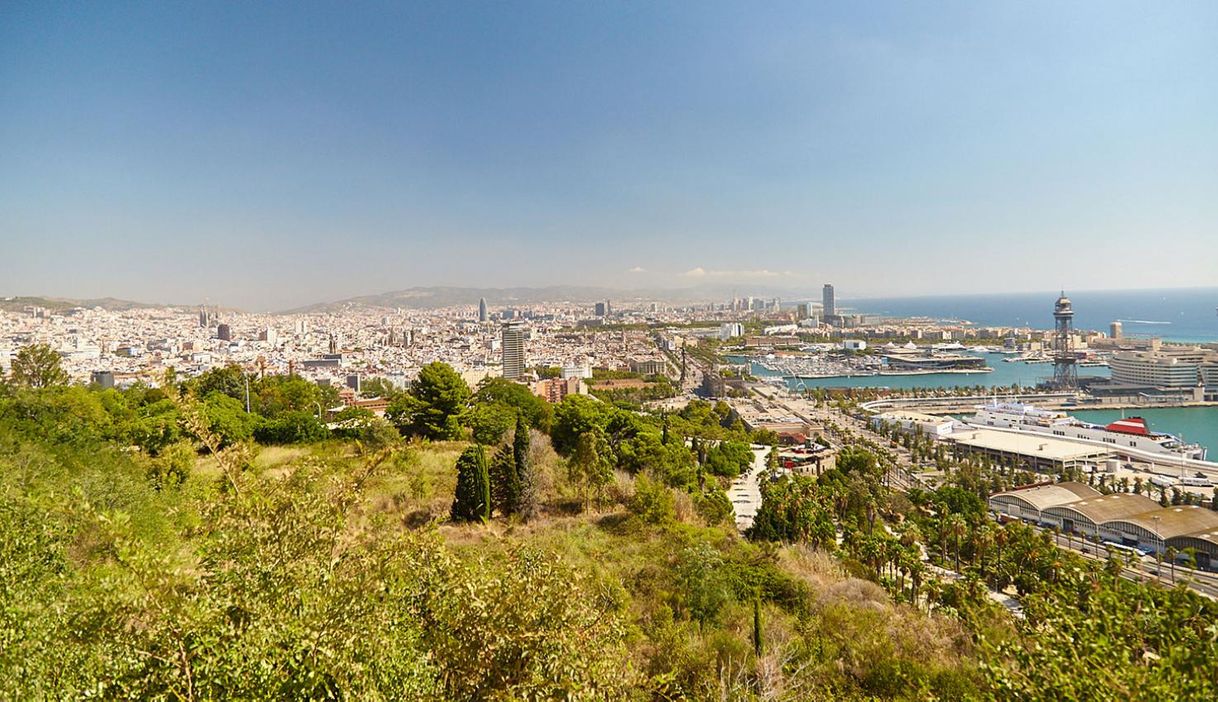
{"left": 967, "top": 402, "right": 1207, "bottom": 461}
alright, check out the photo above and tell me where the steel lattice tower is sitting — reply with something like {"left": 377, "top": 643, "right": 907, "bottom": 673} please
{"left": 1052, "top": 292, "right": 1077, "bottom": 390}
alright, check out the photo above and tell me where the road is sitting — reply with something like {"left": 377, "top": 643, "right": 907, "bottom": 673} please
{"left": 728, "top": 446, "right": 771, "bottom": 532}
{"left": 1048, "top": 531, "right": 1218, "bottom": 599}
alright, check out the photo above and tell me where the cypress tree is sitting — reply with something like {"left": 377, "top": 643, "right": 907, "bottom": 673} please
{"left": 490, "top": 444, "right": 516, "bottom": 516}
{"left": 451, "top": 445, "right": 490, "bottom": 523}
{"left": 506, "top": 414, "right": 528, "bottom": 515}
{"left": 752, "top": 591, "right": 763, "bottom": 657}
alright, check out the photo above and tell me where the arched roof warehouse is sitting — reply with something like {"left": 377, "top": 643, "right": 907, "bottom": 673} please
{"left": 1044, "top": 493, "right": 1160, "bottom": 530}
{"left": 989, "top": 482, "right": 1099, "bottom": 516}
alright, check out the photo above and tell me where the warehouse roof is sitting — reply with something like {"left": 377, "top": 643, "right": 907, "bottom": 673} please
{"left": 990, "top": 482, "right": 1100, "bottom": 512}
{"left": 1111, "top": 506, "right": 1218, "bottom": 540}
{"left": 1046, "top": 493, "right": 1160, "bottom": 524}
{"left": 950, "top": 429, "right": 1113, "bottom": 462}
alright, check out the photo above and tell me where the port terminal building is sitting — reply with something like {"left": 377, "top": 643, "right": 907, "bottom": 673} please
{"left": 946, "top": 428, "right": 1113, "bottom": 473}
{"left": 989, "top": 482, "right": 1218, "bottom": 570}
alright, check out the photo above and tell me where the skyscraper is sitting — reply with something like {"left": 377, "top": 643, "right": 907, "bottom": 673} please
{"left": 594, "top": 301, "right": 607, "bottom": 317}
{"left": 822, "top": 284, "right": 836, "bottom": 319}
{"left": 501, "top": 323, "right": 525, "bottom": 380}
{"left": 478, "top": 297, "right": 488, "bottom": 323}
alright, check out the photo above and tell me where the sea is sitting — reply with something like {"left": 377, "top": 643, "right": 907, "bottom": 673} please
{"left": 841, "top": 287, "right": 1218, "bottom": 344}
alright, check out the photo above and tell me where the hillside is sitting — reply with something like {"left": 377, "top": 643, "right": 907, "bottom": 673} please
{"left": 0, "top": 295, "right": 161, "bottom": 313}
{"left": 2, "top": 368, "right": 1216, "bottom": 700}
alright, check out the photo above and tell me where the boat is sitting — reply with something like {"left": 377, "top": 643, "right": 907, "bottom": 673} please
{"left": 967, "top": 402, "right": 1208, "bottom": 461}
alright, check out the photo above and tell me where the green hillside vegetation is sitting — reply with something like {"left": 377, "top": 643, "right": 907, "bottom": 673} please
{"left": 1, "top": 347, "right": 1215, "bottom": 700}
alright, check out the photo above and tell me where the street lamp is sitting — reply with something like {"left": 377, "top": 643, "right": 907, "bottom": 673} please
{"left": 1152, "top": 515, "right": 1162, "bottom": 581}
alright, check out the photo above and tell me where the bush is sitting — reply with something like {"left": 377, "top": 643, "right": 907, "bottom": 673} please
{"left": 630, "top": 473, "right": 676, "bottom": 525}
{"left": 254, "top": 410, "right": 329, "bottom": 444}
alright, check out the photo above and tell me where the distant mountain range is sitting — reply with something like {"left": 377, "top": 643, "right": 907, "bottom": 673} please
{"left": 280, "top": 284, "right": 809, "bottom": 314}
{"left": 0, "top": 296, "right": 162, "bottom": 313}
{"left": 3, "top": 284, "right": 818, "bottom": 315}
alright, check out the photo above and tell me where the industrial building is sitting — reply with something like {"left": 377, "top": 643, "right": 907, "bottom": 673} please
{"left": 881, "top": 351, "right": 986, "bottom": 372}
{"left": 871, "top": 410, "right": 957, "bottom": 439}
{"left": 947, "top": 428, "right": 1113, "bottom": 472}
{"left": 989, "top": 482, "right": 1218, "bottom": 570}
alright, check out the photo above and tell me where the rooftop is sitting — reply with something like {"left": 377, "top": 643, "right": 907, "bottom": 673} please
{"left": 991, "top": 482, "right": 1101, "bottom": 511}
{"left": 950, "top": 428, "right": 1113, "bottom": 462}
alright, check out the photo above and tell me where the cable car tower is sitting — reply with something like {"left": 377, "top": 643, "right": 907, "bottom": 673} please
{"left": 1052, "top": 291, "right": 1077, "bottom": 390}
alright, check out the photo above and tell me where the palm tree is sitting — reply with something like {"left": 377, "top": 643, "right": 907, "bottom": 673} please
{"left": 944, "top": 514, "right": 967, "bottom": 573}
{"left": 1165, "top": 546, "right": 1178, "bottom": 584}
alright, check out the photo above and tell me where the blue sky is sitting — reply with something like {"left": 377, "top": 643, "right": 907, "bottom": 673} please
{"left": 2, "top": 1, "right": 1215, "bottom": 310}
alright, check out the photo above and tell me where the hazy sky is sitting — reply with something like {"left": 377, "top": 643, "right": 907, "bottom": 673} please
{"left": 2, "top": 1, "right": 1215, "bottom": 310}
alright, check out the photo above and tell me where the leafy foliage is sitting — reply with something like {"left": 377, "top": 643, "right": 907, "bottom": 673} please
{"left": 8, "top": 343, "right": 69, "bottom": 388}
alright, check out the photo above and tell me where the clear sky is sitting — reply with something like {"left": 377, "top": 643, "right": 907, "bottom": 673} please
{"left": 2, "top": 1, "right": 1215, "bottom": 310}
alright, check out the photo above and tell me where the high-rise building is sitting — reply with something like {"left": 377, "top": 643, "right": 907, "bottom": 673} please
{"left": 822, "top": 284, "right": 836, "bottom": 319}
{"left": 501, "top": 323, "right": 525, "bottom": 380}
{"left": 478, "top": 297, "right": 488, "bottom": 323}
{"left": 796, "top": 302, "right": 814, "bottom": 320}
{"left": 216, "top": 324, "right": 232, "bottom": 341}
{"left": 594, "top": 301, "right": 608, "bottom": 317}
{"left": 198, "top": 306, "right": 209, "bottom": 328}
{"left": 1110, "top": 321, "right": 1123, "bottom": 340}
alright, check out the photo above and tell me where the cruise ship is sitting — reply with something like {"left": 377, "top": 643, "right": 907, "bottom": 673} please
{"left": 967, "top": 402, "right": 1208, "bottom": 461}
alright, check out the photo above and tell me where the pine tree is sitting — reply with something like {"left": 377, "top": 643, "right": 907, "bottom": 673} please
{"left": 451, "top": 445, "right": 490, "bottom": 523}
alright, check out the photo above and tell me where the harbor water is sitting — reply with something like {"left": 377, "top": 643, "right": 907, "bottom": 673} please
{"left": 732, "top": 352, "right": 1110, "bottom": 391}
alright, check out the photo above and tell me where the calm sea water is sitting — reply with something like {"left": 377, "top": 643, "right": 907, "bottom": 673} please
{"left": 736, "top": 352, "right": 1109, "bottom": 391}
{"left": 841, "top": 287, "right": 1218, "bottom": 343}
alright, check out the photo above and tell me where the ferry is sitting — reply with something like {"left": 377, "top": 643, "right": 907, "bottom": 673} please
{"left": 967, "top": 401, "right": 1208, "bottom": 461}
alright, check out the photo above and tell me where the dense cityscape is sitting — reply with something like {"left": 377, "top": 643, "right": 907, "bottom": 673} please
{"left": 5, "top": 2, "right": 1218, "bottom": 700}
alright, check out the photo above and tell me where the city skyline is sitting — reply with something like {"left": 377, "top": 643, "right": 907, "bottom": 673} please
{"left": 3, "top": 2, "right": 1217, "bottom": 309}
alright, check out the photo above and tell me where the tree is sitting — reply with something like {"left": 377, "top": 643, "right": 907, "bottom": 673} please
{"left": 749, "top": 474, "right": 836, "bottom": 546}
{"left": 570, "top": 431, "right": 612, "bottom": 511}
{"left": 391, "top": 362, "right": 471, "bottom": 440}
{"left": 752, "top": 592, "right": 763, "bottom": 657}
{"left": 192, "top": 363, "right": 248, "bottom": 404}
{"left": 473, "top": 377, "right": 552, "bottom": 433}
{"left": 451, "top": 445, "right": 490, "bottom": 523}
{"left": 201, "top": 391, "right": 260, "bottom": 446}
{"left": 551, "top": 395, "right": 611, "bottom": 455}
{"left": 517, "top": 440, "right": 541, "bottom": 523}
{"left": 254, "top": 410, "right": 329, "bottom": 444}
{"left": 9, "top": 343, "right": 68, "bottom": 388}
{"left": 489, "top": 444, "right": 520, "bottom": 517}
